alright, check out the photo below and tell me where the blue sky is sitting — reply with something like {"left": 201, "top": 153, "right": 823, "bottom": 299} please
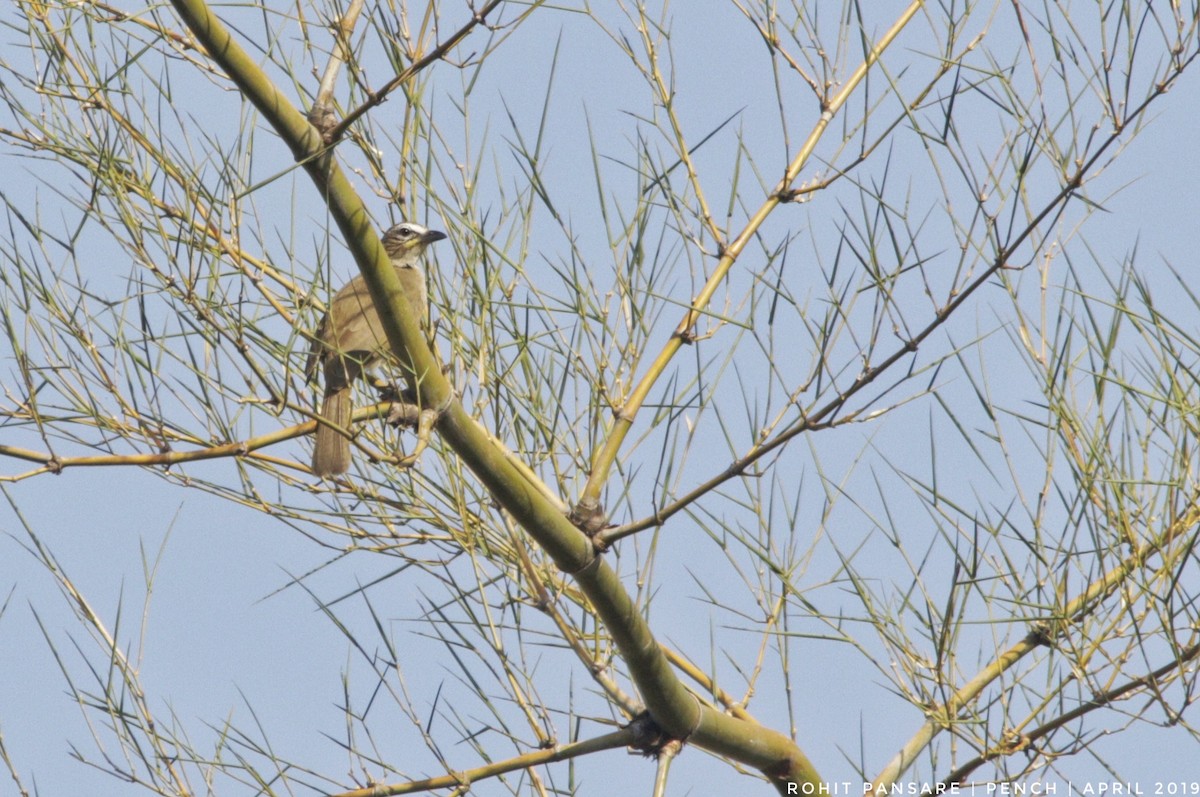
{"left": 3, "top": 2, "right": 1200, "bottom": 794}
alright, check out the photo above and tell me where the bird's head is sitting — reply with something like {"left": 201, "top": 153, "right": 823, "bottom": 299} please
{"left": 381, "top": 222, "right": 447, "bottom": 260}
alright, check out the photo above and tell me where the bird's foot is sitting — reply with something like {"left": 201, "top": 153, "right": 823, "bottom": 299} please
{"left": 386, "top": 394, "right": 451, "bottom": 468}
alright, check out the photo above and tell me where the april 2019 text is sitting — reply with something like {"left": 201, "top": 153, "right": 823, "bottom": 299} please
{"left": 784, "top": 783, "right": 1200, "bottom": 796}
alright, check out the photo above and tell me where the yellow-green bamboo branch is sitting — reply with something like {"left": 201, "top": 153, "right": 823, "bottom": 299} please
{"left": 165, "top": 0, "right": 821, "bottom": 788}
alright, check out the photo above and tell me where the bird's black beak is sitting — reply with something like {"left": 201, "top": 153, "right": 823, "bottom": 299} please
{"left": 423, "top": 230, "right": 448, "bottom": 244}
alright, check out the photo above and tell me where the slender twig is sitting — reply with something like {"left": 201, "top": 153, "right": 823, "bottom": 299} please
{"left": 324, "top": 0, "right": 507, "bottom": 143}
{"left": 308, "top": 0, "right": 366, "bottom": 136}
{"left": 872, "top": 492, "right": 1200, "bottom": 787}
{"left": 941, "top": 638, "right": 1200, "bottom": 784}
{"left": 576, "top": 1, "right": 927, "bottom": 518}
{"left": 599, "top": 45, "right": 1196, "bottom": 545}
{"left": 331, "top": 727, "right": 637, "bottom": 797}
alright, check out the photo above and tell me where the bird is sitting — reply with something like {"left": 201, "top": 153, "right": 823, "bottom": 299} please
{"left": 305, "top": 222, "right": 446, "bottom": 477}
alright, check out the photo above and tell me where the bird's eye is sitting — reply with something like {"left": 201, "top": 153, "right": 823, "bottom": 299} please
{"left": 398, "top": 226, "right": 414, "bottom": 237}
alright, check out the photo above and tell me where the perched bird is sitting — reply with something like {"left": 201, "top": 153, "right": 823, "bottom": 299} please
{"left": 306, "top": 222, "right": 446, "bottom": 477}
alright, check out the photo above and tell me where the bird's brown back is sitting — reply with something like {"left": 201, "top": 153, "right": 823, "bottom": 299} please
{"left": 305, "top": 263, "right": 428, "bottom": 389}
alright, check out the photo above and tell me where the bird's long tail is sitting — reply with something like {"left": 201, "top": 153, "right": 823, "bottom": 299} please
{"left": 312, "top": 387, "right": 352, "bottom": 476}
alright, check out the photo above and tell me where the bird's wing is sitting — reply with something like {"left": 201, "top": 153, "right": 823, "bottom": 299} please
{"left": 304, "top": 312, "right": 329, "bottom": 384}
